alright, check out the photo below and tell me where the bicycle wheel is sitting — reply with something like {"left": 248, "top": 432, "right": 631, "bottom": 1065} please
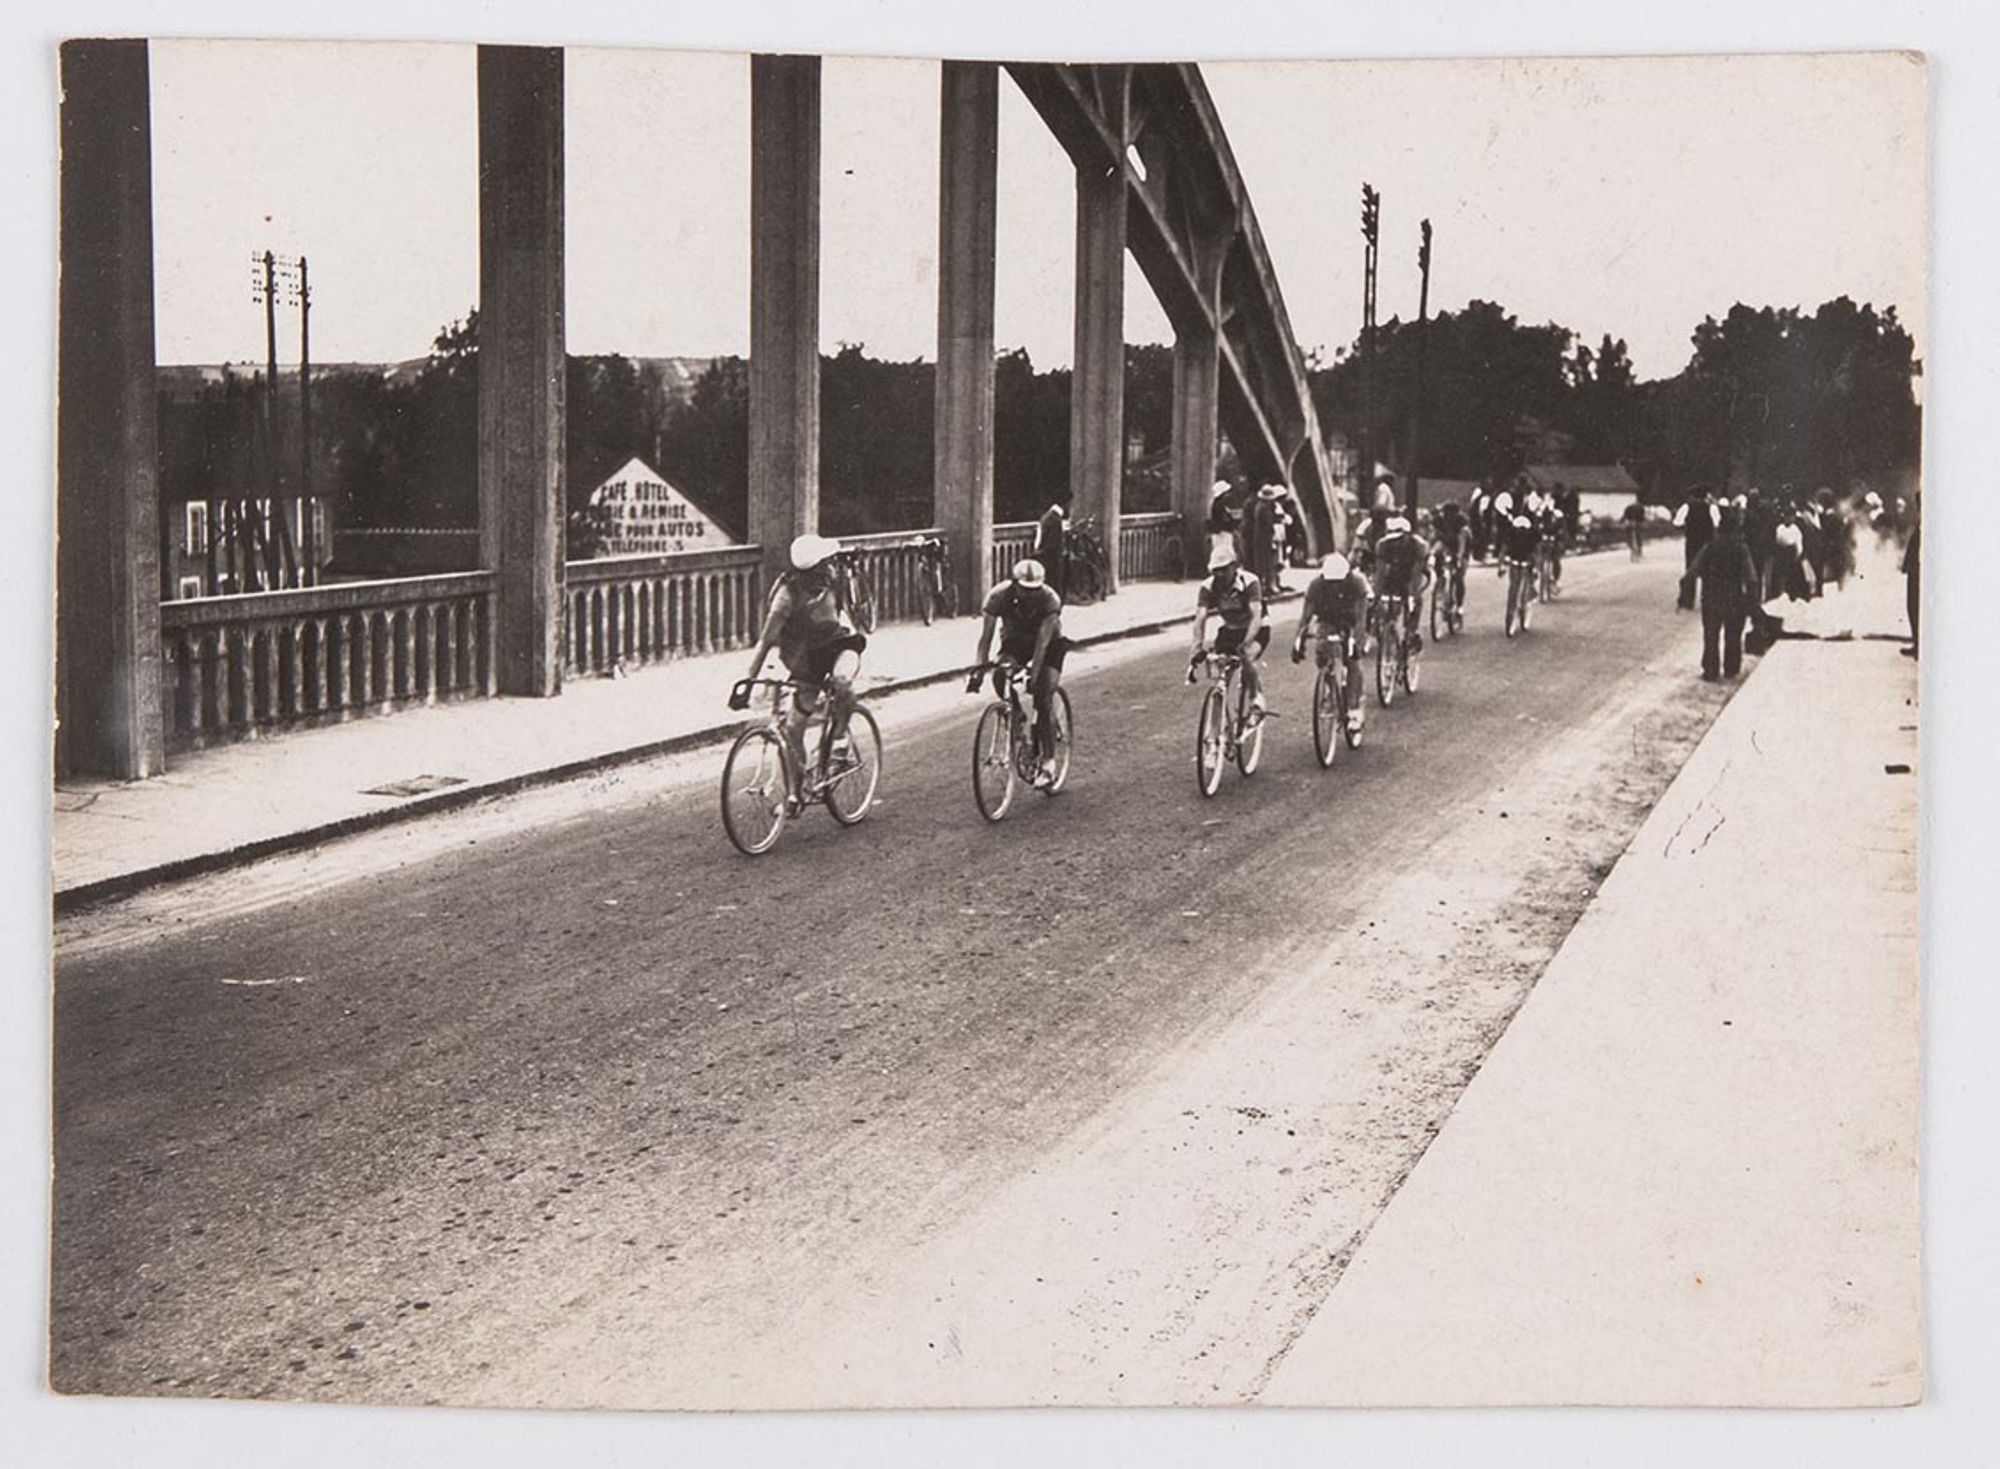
{"left": 1235, "top": 676, "right": 1264, "bottom": 776}
{"left": 823, "top": 706, "right": 882, "bottom": 825}
{"left": 1504, "top": 570, "right": 1522, "bottom": 638}
{"left": 972, "top": 702, "right": 1017, "bottom": 821}
{"left": 1312, "top": 661, "right": 1340, "bottom": 769}
{"left": 1195, "top": 683, "right": 1227, "bottom": 797}
{"left": 1402, "top": 619, "right": 1422, "bottom": 695}
{"left": 720, "top": 727, "right": 793, "bottom": 855}
{"left": 1043, "top": 688, "right": 1074, "bottom": 795}
{"left": 1429, "top": 578, "right": 1444, "bottom": 644}
{"left": 1376, "top": 615, "right": 1398, "bottom": 707}
{"left": 1521, "top": 574, "right": 1535, "bottom": 630}
{"left": 920, "top": 572, "right": 937, "bottom": 626}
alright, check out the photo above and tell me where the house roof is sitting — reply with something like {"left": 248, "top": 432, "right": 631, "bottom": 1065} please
{"left": 1523, "top": 463, "right": 1641, "bottom": 495}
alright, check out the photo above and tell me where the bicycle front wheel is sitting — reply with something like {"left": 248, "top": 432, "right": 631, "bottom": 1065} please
{"left": 1195, "top": 684, "right": 1227, "bottom": 797}
{"left": 823, "top": 706, "right": 882, "bottom": 825}
{"left": 721, "top": 727, "right": 793, "bottom": 855}
{"left": 1504, "top": 571, "right": 1523, "bottom": 638}
{"left": 848, "top": 568, "right": 878, "bottom": 634}
{"left": 972, "top": 702, "right": 1017, "bottom": 821}
{"left": 1312, "top": 661, "right": 1340, "bottom": 769}
{"left": 1043, "top": 688, "right": 1074, "bottom": 795}
{"left": 1402, "top": 620, "right": 1422, "bottom": 695}
{"left": 1429, "top": 579, "right": 1444, "bottom": 644}
{"left": 1236, "top": 679, "right": 1264, "bottom": 776}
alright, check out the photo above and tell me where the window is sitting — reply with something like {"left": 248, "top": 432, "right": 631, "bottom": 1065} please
{"left": 184, "top": 502, "right": 209, "bottom": 554}
{"left": 176, "top": 575, "right": 204, "bottom": 600}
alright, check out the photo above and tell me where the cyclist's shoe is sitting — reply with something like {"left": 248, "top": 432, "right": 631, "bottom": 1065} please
{"left": 1409, "top": 631, "right": 1424, "bottom": 654}
{"left": 1033, "top": 757, "right": 1057, "bottom": 788}
{"left": 965, "top": 670, "right": 984, "bottom": 694}
{"left": 728, "top": 685, "right": 752, "bottom": 712}
{"left": 1346, "top": 708, "right": 1365, "bottom": 734}
{"left": 1246, "top": 693, "right": 1270, "bottom": 728}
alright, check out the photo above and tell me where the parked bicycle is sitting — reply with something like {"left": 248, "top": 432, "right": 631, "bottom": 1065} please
{"left": 970, "top": 662, "right": 1073, "bottom": 820}
{"left": 825, "top": 547, "right": 878, "bottom": 634}
{"left": 1191, "top": 648, "right": 1266, "bottom": 796}
{"left": 1372, "top": 593, "right": 1423, "bottom": 706}
{"left": 1064, "top": 517, "right": 1111, "bottom": 604}
{"left": 915, "top": 534, "right": 957, "bottom": 626}
{"left": 720, "top": 677, "right": 882, "bottom": 855}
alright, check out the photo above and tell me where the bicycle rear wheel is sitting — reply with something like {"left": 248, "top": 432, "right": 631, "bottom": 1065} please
{"left": 1429, "top": 579, "right": 1444, "bottom": 643}
{"left": 823, "top": 706, "right": 882, "bottom": 825}
{"left": 1402, "top": 622, "right": 1422, "bottom": 695}
{"left": 1312, "top": 661, "right": 1340, "bottom": 769}
{"left": 1043, "top": 688, "right": 1074, "bottom": 795}
{"left": 972, "top": 702, "right": 1017, "bottom": 821}
{"left": 1504, "top": 570, "right": 1523, "bottom": 637}
{"left": 720, "top": 727, "right": 793, "bottom": 855}
{"left": 1195, "top": 683, "right": 1227, "bottom": 796}
{"left": 1341, "top": 667, "right": 1364, "bottom": 749}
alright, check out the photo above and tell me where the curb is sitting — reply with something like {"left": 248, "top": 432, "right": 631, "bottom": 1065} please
{"left": 54, "top": 596, "right": 1277, "bottom": 916}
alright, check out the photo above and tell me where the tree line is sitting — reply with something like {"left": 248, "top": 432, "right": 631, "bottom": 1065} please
{"left": 157, "top": 293, "right": 1919, "bottom": 562}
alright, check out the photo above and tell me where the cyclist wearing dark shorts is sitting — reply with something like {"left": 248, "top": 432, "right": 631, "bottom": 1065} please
{"left": 1191, "top": 541, "right": 1268, "bottom": 717}
{"left": 1372, "top": 514, "right": 1432, "bottom": 648}
{"left": 1292, "top": 551, "right": 1371, "bottom": 734}
{"left": 1433, "top": 500, "right": 1470, "bottom": 609}
{"left": 736, "top": 533, "right": 867, "bottom": 781}
{"left": 969, "top": 557, "right": 1068, "bottom": 782}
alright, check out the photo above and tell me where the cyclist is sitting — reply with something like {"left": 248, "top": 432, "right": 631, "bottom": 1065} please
{"left": 1535, "top": 491, "right": 1565, "bottom": 591}
{"left": 1501, "top": 509, "right": 1540, "bottom": 614}
{"left": 1372, "top": 513, "right": 1432, "bottom": 653}
{"left": 1189, "top": 541, "right": 1268, "bottom": 721}
{"left": 968, "top": 557, "right": 1068, "bottom": 785}
{"left": 1356, "top": 479, "right": 1397, "bottom": 573}
{"left": 733, "top": 533, "right": 867, "bottom": 796}
{"left": 1292, "top": 551, "right": 1371, "bottom": 736}
{"left": 1432, "top": 498, "right": 1471, "bottom": 617}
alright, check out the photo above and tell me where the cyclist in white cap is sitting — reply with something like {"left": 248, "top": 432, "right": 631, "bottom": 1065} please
{"left": 1292, "top": 551, "right": 1371, "bottom": 734}
{"left": 969, "top": 558, "right": 1069, "bottom": 784}
{"left": 1190, "top": 539, "right": 1269, "bottom": 719}
{"left": 734, "top": 533, "right": 868, "bottom": 788}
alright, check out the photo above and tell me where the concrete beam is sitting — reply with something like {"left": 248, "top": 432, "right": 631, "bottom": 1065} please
{"left": 1170, "top": 238, "right": 1225, "bottom": 578}
{"left": 933, "top": 61, "right": 999, "bottom": 609}
{"left": 57, "top": 40, "right": 165, "bottom": 779}
{"left": 749, "top": 55, "right": 822, "bottom": 585}
{"left": 477, "top": 46, "right": 566, "bottom": 698}
{"left": 1069, "top": 68, "right": 1128, "bottom": 595}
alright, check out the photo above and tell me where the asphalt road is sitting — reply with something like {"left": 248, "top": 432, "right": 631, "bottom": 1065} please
{"left": 51, "top": 548, "right": 1724, "bottom": 1406}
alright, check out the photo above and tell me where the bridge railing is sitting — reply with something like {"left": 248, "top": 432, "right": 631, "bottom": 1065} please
{"left": 160, "top": 571, "right": 497, "bottom": 750}
{"left": 1118, "top": 512, "right": 1185, "bottom": 580}
{"left": 564, "top": 546, "right": 764, "bottom": 678}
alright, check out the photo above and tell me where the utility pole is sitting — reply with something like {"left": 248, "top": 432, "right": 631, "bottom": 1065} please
{"left": 299, "top": 255, "right": 314, "bottom": 586}
{"left": 1407, "top": 219, "right": 1432, "bottom": 520}
{"left": 1359, "top": 183, "right": 1380, "bottom": 516}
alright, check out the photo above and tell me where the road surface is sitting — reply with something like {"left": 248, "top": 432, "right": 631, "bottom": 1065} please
{"left": 53, "top": 547, "right": 1727, "bottom": 1407}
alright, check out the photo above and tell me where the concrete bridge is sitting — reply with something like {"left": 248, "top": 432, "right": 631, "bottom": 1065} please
{"left": 56, "top": 42, "right": 1340, "bottom": 780}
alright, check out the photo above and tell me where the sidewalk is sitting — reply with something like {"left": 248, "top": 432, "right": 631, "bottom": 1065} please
{"left": 53, "top": 576, "right": 1235, "bottom": 909}
{"left": 1262, "top": 553, "right": 1921, "bottom": 1405}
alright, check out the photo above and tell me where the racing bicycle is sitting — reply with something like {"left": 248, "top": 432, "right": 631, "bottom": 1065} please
{"left": 1430, "top": 550, "right": 1466, "bottom": 640}
{"left": 1372, "top": 593, "right": 1423, "bottom": 706}
{"left": 970, "top": 662, "right": 1073, "bottom": 821}
{"left": 720, "top": 677, "right": 883, "bottom": 855}
{"left": 1191, "top": 647, "right": 1266, "bottom": 796}
{"left": 915, "top": 535, "right": 957, "bottom": 626}
{"left": 1308, "top": 634, "right": 1365, "bottom": 768}
{"left": 1503, "top": 553, "right": 1536, "bottom": 637}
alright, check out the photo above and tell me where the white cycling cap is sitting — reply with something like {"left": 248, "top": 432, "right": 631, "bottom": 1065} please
{"left": 789, "top": 533, "right": 839, "bottom": 570}
{"left": 1385, "top": 515, "right": 1412, "bottom": 533}
{"left": 1207, "top": 540, "right": 1238, "bottom": 571}
{"left": 1012, "top": 558, "right": 1046, "bottom": 586}
{"left": 1319, "top": 552, "right": 1351, "bottom": 581}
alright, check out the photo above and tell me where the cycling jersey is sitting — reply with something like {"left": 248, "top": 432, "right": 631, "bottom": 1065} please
{"left": 1373, "top": 531, "right": 1428, "bottom": 598}
{"left": 1198, "top": 569, "right": 1264, "bottom": 629}
{"left": 1502, "top": 514, "right": 1541, "bottom": 562}
{"left": 983, "top": 578, "right": 1063, "bottom": 661}
{"left": 768, "top": 570, "right": 858, "bottom": 673}
{"left": 1301, "top": 571, "right": 1370, "bottom": 631}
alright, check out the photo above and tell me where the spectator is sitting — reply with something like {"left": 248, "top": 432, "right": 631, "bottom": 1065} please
{"left": 1902, "top": 502, "right": 1920, "bottom": 658}
{"left": 1679, "top": 505, "right": 1760, "bottom": 681}
{"left": 1034, "top": 497, "right": 1069, "bottom": 598}
{"left": 1677, "top": 487, "right": 1716, "bottom": 570}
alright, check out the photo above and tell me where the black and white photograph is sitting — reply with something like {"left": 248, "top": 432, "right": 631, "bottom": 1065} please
{"left": 23, "top": 4, "right": 1992, "bottom": 1458}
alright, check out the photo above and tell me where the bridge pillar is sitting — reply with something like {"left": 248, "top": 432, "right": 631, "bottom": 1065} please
{"left": 750, "top": 55, "right": 822, "bottom": 589}
{"left": 934, "top": 61, "right": 999, "bottom": 610}
{"left": 1170, "top": 242, "right": 1226, "bottom": 579}
{"left": 477, "top": 46, "right": 567, "bottom": 698}
{"left": 1068, "top": 70, "right": 1128, "bottom": 595}
{"left": 57, "top": 40, "right": 166, "bottom": 780}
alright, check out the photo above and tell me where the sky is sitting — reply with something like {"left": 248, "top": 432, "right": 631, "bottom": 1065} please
{"left": 147, "top": 42, "right": 1925, "bottom": 382}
